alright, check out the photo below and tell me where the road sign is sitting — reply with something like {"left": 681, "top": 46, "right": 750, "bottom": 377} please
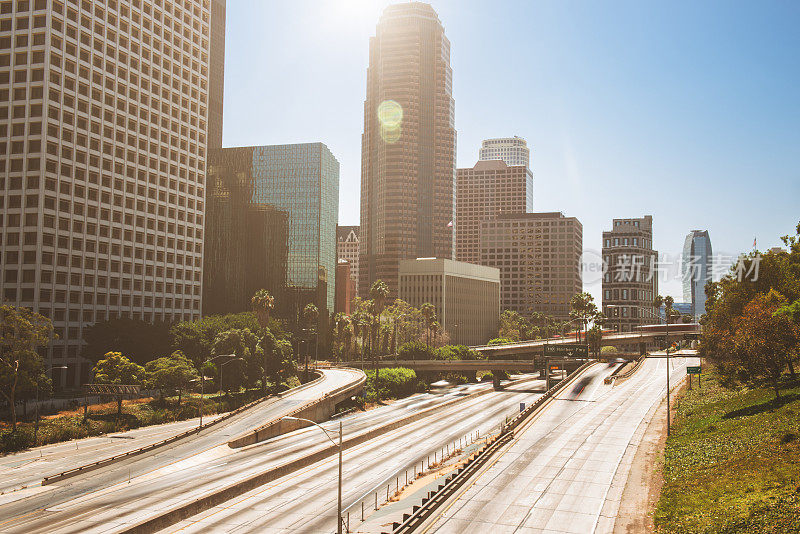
{"left": 519, "top": 402, "right": 526, "bottom": 412}
{"left": 686, "top": 366, "right": 701, "bottom": 375}
{"left": 543, "top": 344, "right": 588, "bottom": 358}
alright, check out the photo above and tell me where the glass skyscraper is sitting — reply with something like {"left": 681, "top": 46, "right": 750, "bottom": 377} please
{"left": 682, "top": 230, "right": 712, "bottom": 318}
{"left": 204, "top": 143, "right": 339, "bottom": 317}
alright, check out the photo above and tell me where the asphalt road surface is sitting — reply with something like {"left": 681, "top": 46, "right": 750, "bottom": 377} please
{"left": 420, "top": 355, "right": 694, "bottom": 534}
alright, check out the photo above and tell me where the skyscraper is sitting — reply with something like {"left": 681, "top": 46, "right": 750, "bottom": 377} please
{"left": 203, "top": 143, "right": 340, "bottom": 318}
{"left": 602, "top": 216, "right": 658, "bottom": 332}
{"left": 337, "top": 225, "right": 359, "bottom": 297}
{"left": 455, "top": 159, "right": 533, "bottom": 265}
{"left": 682, "top": 230, "right": 712, "bottom": 318}
{"left": 208, "top": 0, "right": 226, "bottom": 150}
{"left": 479, "top": 136, "right": 531, "bottom": 168}
{"left": 359, "top": 2, "right": 456, "bottom": 297}
{"left": 0, "top": 0, "right": 215, "bottom": 386}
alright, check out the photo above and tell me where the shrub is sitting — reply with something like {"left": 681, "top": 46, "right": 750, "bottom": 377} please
{"left": 365, "top": 367, "right": 420, "bottom": 401}
{"left": 398, "top": 341, "right": 434, "bottom": 360}
{"left": 488, "top": 338, "right": 514, "bottom": 346}
{"left": 600, "top": 346, "right": 618, "bottom": 354}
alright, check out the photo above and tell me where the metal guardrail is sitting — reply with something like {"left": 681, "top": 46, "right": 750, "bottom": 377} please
{"left": 387, "top": 361, "right": 596, "bottom": 533}
{"left": 40, "top": 371, "right": 327, "bottom": 485}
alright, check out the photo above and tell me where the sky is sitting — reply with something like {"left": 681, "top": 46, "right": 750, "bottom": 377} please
{"left": 221, "top": 0, "right": 800, "bottom": 302}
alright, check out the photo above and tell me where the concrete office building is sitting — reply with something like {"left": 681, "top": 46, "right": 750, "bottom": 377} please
{"left": 480, "top": 212, "right": 583, "bottom": 320}
{"left": 479, "top": 136, "right": 530, "bottom": 168}
{"left": 360, "top": 2, "right": 456, "bottom": 298}
{"left": 337, "top": 225, "right": 359, "bottom": 297}
{"left": 204, "top": 143, "right": 339, "bottom": 318}
{"left": 455, "top": 159, "right": 533, "bottom": 265}
{"left": 335, "top": 260, "right": 355, "bottom": 315}
{"left": 398, "top": 258, "right": 500, "bottom": 346}
{"left": 682, "top": 230, "right": 712, "bottom": 319}
{"left": 0, "top": 0, "right": 218, "bottom": 386}
{"left": 602, "top": 216, "right": 658, "bottom": 332}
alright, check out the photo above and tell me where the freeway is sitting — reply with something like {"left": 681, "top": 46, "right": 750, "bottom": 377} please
{"left": 0, "top": 371, "right": 513, "bottom": 533}
{"left": 156, "top": 371, "right": 620, "bottom": 533}
{"left": 0, "top": 367, "right": 363, "bottom": 532}
{"left": 417, "top": 354, "right": 695, "bottom": 533}
{"left": 0, "top": 414, "right": 222, "bottom": 494}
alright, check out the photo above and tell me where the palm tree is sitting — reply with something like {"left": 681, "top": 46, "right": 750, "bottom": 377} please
{"left": 430, "top": 321, "right": 440, "bottom": 348}
{"left": 420, "top": 303, "right": 436, "bottom": 346}
{"left": 368, "top": 280, "right": 390, "bottom": 401}
{"left": 302, "top": 303, "right": 319, "bottom": 376}
{"left": 250, "top": 289, "right": 274, "bottom": 330}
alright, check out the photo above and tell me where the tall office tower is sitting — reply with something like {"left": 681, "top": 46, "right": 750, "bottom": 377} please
{"left": 203, "top": 143, "right": 339, "bottom": 318}
{"left": 359, "top": 2, "right": 456, "bottom": 297}
{"left": 203, "top": 147, "right": 289, "bottom": 317}
{"left": 455, "top": 159, "right": 533, "bottom": 264}
{"left": 0, "top": 0, "right": 213, "bottom": 386}
{"left": 479, "top": 136, "right": 530, "bottom": 168}
{"left": 480, "top": 212, "right": 583, "bottom": 320}
{"left": 336, "top": 225, "right": 359, "bottom": 296}
{"left": 682, "top": 230, "right": 712, "bottom": 318}
{"left": 601, "top": 216, "right": 659, "bottom": 332}
{"left": 207, "top": 0, "right": 225, "bottom": 150}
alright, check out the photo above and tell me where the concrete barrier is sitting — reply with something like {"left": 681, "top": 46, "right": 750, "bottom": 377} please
{"left": 228, "top": 368, "right": 367, "bottom": 448}
{"left": 605, "top": 354, "right": 648, "bottom": 385}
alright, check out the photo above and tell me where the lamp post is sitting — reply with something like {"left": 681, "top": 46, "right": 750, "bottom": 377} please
{"left": 282, "top": 416, "right": 343, "bottom": 534}
{"left": 219, "top": 357, "right": 244, "bottom": 397}
{"left": 35, "top": 364, "right": 67, "bottom": 445}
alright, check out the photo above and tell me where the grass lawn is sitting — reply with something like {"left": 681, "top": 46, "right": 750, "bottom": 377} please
{"left": 655, "top": 370, "right": 800, "bottom": 533}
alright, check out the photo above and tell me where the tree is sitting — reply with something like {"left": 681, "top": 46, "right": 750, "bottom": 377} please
{"left": 731, "top": 291, "right": 800, "bottom": 398}
{"left": 420, "top": 303, "right": 436, "bottom": 346}
{"left": 251, "top": 289, "right": 275, "bottom": 330}
{"left": 91, "top": 352, "right": 145, "bottom": 416}
{"left": 569, "top": 292, "right": 599, "bottom": 342}
{"left": 398, "top": 340, "right": 434, "bottom": 361}
{"left": 211, "top": 328, "right": 259, "bottom": 391}
{"left": 0, "top": 306, "right": 53, "bottom": 432}
{"left": 170, "top": 313, "right": 262, "bottom": 371}
{"left": 82, "top": 318, "right": 171, "bottom": 365}
{"left": 145, "top": 351, "right": 199, "bottom": 405}
{"left": 369, "top": 280, "right": 390, "bottom": 399}
{"left": 586, "top": 325, "right": 603, "bottom": 358}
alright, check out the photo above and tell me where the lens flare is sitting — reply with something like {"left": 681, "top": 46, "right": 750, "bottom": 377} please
{"left": 377, "top": 100, "right": 403, "bottom": 144}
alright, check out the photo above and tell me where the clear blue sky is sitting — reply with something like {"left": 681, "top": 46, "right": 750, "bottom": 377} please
{"left": 221, "top": 0, "right": 799, "bottom": 301}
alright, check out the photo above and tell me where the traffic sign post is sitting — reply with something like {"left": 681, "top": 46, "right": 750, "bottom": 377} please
{"left": 687, "top": 365, "right": 702, "bottom": 389}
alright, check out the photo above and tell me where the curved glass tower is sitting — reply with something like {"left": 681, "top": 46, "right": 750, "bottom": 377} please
{"left": 682, "top": 230, "right": 712, "bottom": 318}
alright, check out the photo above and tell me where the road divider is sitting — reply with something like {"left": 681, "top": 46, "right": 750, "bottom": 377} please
{"left": 40, "top": 371, "right": 327, "bottom": 486}
{"left": 605, "top": 355, "right": 647, "bottom": 385}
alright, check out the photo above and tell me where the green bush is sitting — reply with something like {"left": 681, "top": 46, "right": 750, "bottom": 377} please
{"left": 364, "top": 367, "right": 420, "bottom": 401}
{"left": 433, "top": 344, "right": 484, "bottom": 361}
{"left": 600, "top": 346, "right": 618, "bottom": 354}
{"left": 398, "top": 341, "right": 434, "bottom": 360}
{"left": 488, "top": 337, "right": 514, "bottom": 346}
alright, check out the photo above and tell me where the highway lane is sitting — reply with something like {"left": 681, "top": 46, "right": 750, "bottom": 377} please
{"left": 157, "top": 374, "right": 582, "bottom": 534}
{"left": 0, "top": 414, "right": 225, "bottom": 494}
{"left": 0, "top": 372, "right": 500, "bottom": 533}
{"left": 420, "top": 355, "right": 694, "bottom": 534}
{"left": 0, "top": 368, "right": 362, "bottom": 528}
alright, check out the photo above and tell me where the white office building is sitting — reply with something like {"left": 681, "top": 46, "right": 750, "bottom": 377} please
{"left": 479, "top": 136, "right": 530, "bottom": 168}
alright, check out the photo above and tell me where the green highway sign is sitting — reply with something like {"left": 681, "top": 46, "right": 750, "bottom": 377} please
{"left": 686, "top": 366, "right": 702, "bottom": 375}
{"left": 544, "top": 344, "right": 588, "bottom": 358}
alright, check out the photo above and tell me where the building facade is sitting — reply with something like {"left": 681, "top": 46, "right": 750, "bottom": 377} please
{"left": 398, "top": 258, "right": 499, "bottom": 346}
{"left": 601, "top": 216, "right": 658, "bottom": 331}
{"left": 479, "top": 136, "right": 530, "bottom": 168}
{"left": 0, "top": 0, "right": 216, "bottom": 386}
{"left": 455, "top": 159, "right": 533, "bottom": 265}
{"left": 203, "top": 143, "right": 339, "bottom": 318}
{"left": 335, "top": 260, "right": 355, "bottom": 315}
{"left": 480, "top": 212, "right": 583, "bottom": 320}
{"left": 682, "top": 230, "right": 712, "bottom": 319}
{"left": 359, "top": 2, "right": 456, "bottom": 298}
{"left": 337, "top": 225, "right": 359, "bottom": 297}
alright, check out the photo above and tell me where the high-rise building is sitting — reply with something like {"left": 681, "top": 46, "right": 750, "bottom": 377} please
{"left": 335, "top": 260, "right": 356, "bottom": 315}
{"left": 337, "top": 225, "right": 359, "bottom": 297}
{"left": 480, "top": 212, "right": 583, "bottom": 320}
{"left": 0, "top": 0, "right": 214, "bottom": 386}
{"left": 479, "top": 136, "right": 530, "bottom": 168}
{"left": 203, "top": 143, "right": 339, "bottom": 318}
{"left": 682, "top": 230, "right": 712, "bottom": 318}
{"left": 455, "top": 160, "right": 533, "bottom": 264}
{"left": 203, "top": 147, "right": 288, "bottom": 317}
{"left": 208, "top": 0, "right": 226, "bottom": 150}
{"left": 601, "top": 216, "right": 658, "bottom": 332}
{"left": 359, "top": 2, "right": 456, "bottom": 297}
{"left": 399, "top": 258, "right": 500, "bottom": 346}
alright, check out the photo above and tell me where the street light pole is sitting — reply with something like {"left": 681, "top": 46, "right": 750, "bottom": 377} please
{"left": 282, "top": 416, "right": 343, "bottom": 534}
